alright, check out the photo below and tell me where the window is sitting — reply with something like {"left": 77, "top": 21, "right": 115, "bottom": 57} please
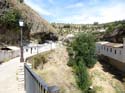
{"left": 114, "top": 50, "right": 116, "bottom": 54}
{"left": 101, "top": 46, "right": 103, "bottom": 49}
{"left": 107, "top": 48, "right": 108, "bottom": 51}
{"left": 98, "top": 47, "right": 100, "bottom": 51}
{"left": 119, "top": 50, "right": 121, "bottom": 55}
{"left": 110, "top": 48, "right": 112, "bottom": 52}
{"left": 26, "top": 49, "right": 28, "bottom": 52}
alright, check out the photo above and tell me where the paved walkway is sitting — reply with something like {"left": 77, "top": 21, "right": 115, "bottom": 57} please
{"left": 0, "top": 57, "right": 20, "bottom": 93}
{"left": 0, "top": 43, "right": 57, "bottom": 93}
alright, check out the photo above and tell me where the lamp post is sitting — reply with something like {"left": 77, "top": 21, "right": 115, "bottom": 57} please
{"left": 19, "top": 19, "right": 24, "bottom": 62}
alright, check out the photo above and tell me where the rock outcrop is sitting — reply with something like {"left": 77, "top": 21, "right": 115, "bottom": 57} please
{"left": 0, "top": 0, "right": 58, "bottom": 45}
{"left": 0, "top": 0, "right": 56, "bottom": 34}
{"left": 103, "top": 28, "right": 125, "bottom": 43}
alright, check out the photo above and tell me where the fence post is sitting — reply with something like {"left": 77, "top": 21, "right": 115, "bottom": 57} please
{"left": 24, "top": 63, "right": 26, "bottom": 90}
{"left": 48, "top": 86, "right": 59, "bottom": 93}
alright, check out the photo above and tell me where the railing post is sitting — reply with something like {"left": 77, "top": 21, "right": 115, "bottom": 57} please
{"left": 48, "top": 86, "right": 60, "bottom": 93}
{"left": 24, "top": 63, "right": 26, "bottom": 90}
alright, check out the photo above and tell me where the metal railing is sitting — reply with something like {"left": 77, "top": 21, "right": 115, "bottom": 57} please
{"left": 24, "top": 63, "right": 59, "bottom": 93}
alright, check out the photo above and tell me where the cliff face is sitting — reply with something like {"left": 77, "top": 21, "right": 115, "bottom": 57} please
{"left": 11, "top": 0, "right": 56, "bottom": 34}
{"left": 0, "top": 0, "right": 56, "bottom": 34}
{"left": 0, "top": 0, "right": 57, "bottom": 45}
{"left": 103, "top": 21, "right": 125, "bottom": 43}
{"left": 103, "top": 28, "right": 125, "bottom": 43}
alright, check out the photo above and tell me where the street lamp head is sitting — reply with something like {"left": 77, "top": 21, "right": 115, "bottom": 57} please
{"left": 19, "top": 19, "right": 24, "bottom": 27}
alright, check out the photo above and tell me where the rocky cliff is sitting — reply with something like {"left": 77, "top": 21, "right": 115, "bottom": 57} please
{"left": 6, "top": 0, "right": 55, "bottom": 33}
{"left": 0, "top": 0, "right": 57, "bottom": 45}
{"left": 103, "top": 20, "right": 125, "bottom": 43}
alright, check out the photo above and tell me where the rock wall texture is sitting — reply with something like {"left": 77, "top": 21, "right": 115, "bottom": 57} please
{"left": 0, "top": 0, "right": 56, "bottom": 34}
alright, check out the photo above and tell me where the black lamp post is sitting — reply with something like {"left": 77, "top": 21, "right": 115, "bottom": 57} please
{"left": 19, "top": 19, "right": 24, "bottom": 62}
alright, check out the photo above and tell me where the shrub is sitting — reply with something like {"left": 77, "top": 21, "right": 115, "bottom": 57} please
{"left": 0, "top": 9, "right": 31, "bottom": 45}
{"left": 32, "top": 55, "right": 47, "bottom": 69}
{"left": 74, "top": 60, "right": 91, "bottom": 92}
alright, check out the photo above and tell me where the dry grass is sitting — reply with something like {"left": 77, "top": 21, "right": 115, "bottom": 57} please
{"left": 31, "top": 45, "right": 125, "bottom": 93}
{"left": 35, "top": 46, "right": 81, "bottom": 93}
{"left": 89, "top": 62, "right": 125, "bottom": 93}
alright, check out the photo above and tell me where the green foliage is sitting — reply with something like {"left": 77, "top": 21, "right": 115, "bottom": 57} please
{"left": 67, "top": 32, "right": 97, "bottom": 92}
{"left": 32, "top": 55, "right": 47, "bottom": 69}
{"left": 105, "top": 20, "right": 125, "bottom": 34}
{"left": 68, "top": 32, "right": 96, "bottom": 68}
{"left": 74, "top": 60, "right": 91, "bottom": 92}
{"left": 0, "top": 9, "right": 20, "bottom": 29}
{"left": 105, "top": 24, "right": 115, "bottom": 34}
{"left": 63, "top": 24, "right": 70, "bottom": 28}
{"left": 0, "top": 9, "right": 30, "bottom": 45}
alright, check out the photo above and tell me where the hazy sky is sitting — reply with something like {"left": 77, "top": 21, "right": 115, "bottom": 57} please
{"left": 25, "top": 0, "right": 125, "bottom": 24}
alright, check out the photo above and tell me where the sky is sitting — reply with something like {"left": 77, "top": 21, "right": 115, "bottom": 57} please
{"left": 25, "top": 0, "right": 125, "bottom": 24}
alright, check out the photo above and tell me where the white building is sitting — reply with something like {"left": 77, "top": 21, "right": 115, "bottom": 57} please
{"left": 96, "top": 38, "right": 125, "bottom": 72}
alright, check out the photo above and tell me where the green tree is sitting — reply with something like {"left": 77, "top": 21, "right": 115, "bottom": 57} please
{"left": 74, "top": 60, "right": 91, "bottom": 92}
{"left": 68, "top": 32, "right": 96, "bottom": 68}
{"left": 67, "top": 32, "right": 96, "bottom": 92}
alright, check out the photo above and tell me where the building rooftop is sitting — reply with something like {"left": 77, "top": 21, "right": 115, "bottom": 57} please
{"left": 96, "top": 41, "right": 109, "bottom": 44}
{"left": 96, "top": 41, "right": 123, "bottom": 48}
{"left": 104, "top": 43, "right": 123, "bottom": 48}
{"left": 7, "top": 46, "right": 20, "bottom": 50}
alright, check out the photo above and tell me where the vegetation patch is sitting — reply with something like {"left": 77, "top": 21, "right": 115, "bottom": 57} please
{"left": 0, "top": 9, "right": 30, "bottom": 45}
{"left": 67, "top": 32, "right": 97, "bottom": 92}
{"left": 28, "top": 47, "right": 81, "bottom": 93}
{"left": 27, "top": 51, "right": 50, "bottom": 69}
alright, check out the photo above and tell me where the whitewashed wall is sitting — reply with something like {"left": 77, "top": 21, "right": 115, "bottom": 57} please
{"left": 0, "top": 50, "right": 20, "bottom": 62}
{"left": 96, "top": 43, "right": 124, "bottom": 63}
{"left": 23, "top": 43, "right": 56, "bottom": 60}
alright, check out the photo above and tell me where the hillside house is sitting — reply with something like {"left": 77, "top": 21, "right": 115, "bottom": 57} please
{"left": 96, "top": 38, "right": 125, "bottom": 72}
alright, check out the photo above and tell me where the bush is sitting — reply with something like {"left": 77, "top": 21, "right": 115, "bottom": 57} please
{"left": 0, "top": 8, "right": 31, "bottom": 45}
{"left": 33, "top": 56, "right": 41, "bottom": 69}
{"left": 32, "top": 55, "right": 47, "bottom": 69}
{"left": 67, "top": 57, "right": 75, "bottom": 66}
